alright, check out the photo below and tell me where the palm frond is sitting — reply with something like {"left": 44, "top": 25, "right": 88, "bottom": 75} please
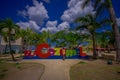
{"left": 75, "top": 15, "right": 91, "bottom": 24}
{"left": 106, "top": 0, "right": 113, "bottom": 8}
{"left": 93, "top": 22, "right": 101, "bottom": 28}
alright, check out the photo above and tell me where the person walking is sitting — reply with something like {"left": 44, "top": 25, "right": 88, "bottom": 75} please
{"left": 60, "top": 47, "right": 66, "bottom": 60}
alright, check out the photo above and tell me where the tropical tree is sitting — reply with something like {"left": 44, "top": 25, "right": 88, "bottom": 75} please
{"left": 19, "top": 29, "right": 27, "bottom": 52}
{"left": 40, "top": 31, "right": 49, "bottom": 43}
{"left": 18, "top": 28, "right": 34, "bottom": 52}
{"left": 96, "top": 32, "right": 111, "bottom": 52}
{"left": 99, "top": 0, "right": 120, "bottom": 62}
{"left": 0, "top": 19, "right": 20, "bottom": 61}
{"left": 24, "top": 29, "right": 35, "bottom": 49}
{"left": 75, "top": 14, "right": 110, "bottom": 58}
{"left": 28, "top": 32, "right": 41, "bottom": 46}
{"left": 64, "top": 31, "right": 84, "bottom": 49}
{"left": 83, "top": 0, "right": 120, "bottom": 63}
{"left": 51, "top": 30, "right": 66, "bottom": 47}
{"left": 19, "top": 29, "right": 51, "bottom": 51}
{"left": 51, "top": 29, "right": 89, "bottom": 49}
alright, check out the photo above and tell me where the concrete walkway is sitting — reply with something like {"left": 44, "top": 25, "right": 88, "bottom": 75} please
{"left": 22, "top": 59, "right": 80, "bottom": 80}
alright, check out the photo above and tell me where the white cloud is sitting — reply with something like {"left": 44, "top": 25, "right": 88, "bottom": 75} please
{"left": 46, "top": 21, "right": 57, "bottom": 28}
{"left": 16, "top": 20, "right": 40, "bottom": 32}
{"left": 41, "top": 21, "right": 70, "bottom": 32}
{"left": 29, "top": 20, "right": 40, "bottom": 30}
{"left": 18, "top": 0, "right": 49, "bottom": 25}
{"left": 18, "top": 10, "right": 28, "bottom": 18}
{"left": 117, "top": 18, "right": 120, "bottom": 27}
{"left": 61, "top": 0, "right": 94, "bottom": 23}
{"left": 41, "top": 21, "right": 58, "bottom": 32}
{"left": 58, "top": 22, "right": 70, "bottom": 30}
{"left": 16, "top": 22, "right": 30, "bottom": 29}
{"left": 68, "top": 0, "right": 79, "bottom": 8}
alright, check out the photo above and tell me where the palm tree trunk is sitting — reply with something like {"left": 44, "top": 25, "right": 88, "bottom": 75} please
{"left": 108, "top": 0, "right": 120, "bottom": 62}
{"left": 92, "top": 32, "right": 97, "bottom": 59}
{"left": 8, "top": 36, "right": 15, "bottom": 61}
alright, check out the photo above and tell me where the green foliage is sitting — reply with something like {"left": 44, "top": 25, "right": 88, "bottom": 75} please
{"left": 96, "top": 30, "right": 115, "bottom": 51}
{"left": 0, "top": 18, "right": 20, "bottom": 61}
{"left": 75, "top": 0, "right": 111, "bottom": 58}
{"left": 19, "top": 28, "right": 42, "bottom": 50}
{"left": 51, "top": 29, "right": 89, "bottom": 48}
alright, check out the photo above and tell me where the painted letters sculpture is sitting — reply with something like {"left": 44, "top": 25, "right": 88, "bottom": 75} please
{"left": 24, "top": 43, "right": 88, "bottom": 59}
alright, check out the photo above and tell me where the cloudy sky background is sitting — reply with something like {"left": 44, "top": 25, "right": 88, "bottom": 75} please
{"left": 17, "top": 0, "right": 94, "bottom": 33}
{"left": 0, "top": 0, "right": 120, "bottom": 33}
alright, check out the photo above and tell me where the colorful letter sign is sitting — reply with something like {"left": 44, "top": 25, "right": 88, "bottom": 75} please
{"left": 36, "top": 43, "right": 51, "bottom": 58}
{"left": 24, "top": 43, "right": 87, "bottom": 59}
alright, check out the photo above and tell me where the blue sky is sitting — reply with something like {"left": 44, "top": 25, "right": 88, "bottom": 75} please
{"left": 0, "top": 0, "right": 120, "bottom": 33}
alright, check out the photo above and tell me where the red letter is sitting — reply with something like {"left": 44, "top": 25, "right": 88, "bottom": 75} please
{"left": 36, "top": 43, "right": 51, "bottom": 58}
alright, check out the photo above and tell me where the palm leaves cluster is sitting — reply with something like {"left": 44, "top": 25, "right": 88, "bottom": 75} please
{"left": 75, "top": 14, "right": 111, "bottom": 58}
{"left": 51, "top": 30, "right": 89, "bottom": 49}
{"left": 76, "top": 0, "right": 120, "bottom": 61}
{"left": 0, "top": 19, "right": 50, "bottom": 61}
{"left": 0, "top": 19, "right": 19, "bottom": 61}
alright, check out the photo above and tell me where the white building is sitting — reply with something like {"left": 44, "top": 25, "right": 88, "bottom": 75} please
{"left": 0, "top": 28, "right": 22, "bottom": 54}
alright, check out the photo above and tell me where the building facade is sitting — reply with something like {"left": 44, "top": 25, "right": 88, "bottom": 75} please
{"left": 0, "top": 28, "right": 22, "bottom": 54}
{"left": 0, "top": 36, "right": 22, "bottom": 54}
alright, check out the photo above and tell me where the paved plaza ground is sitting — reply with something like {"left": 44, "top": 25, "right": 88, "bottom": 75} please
{"left": 22, "top": 59, "right": 80, "bottom": 80}
{"left": 1, "top": 54, "right": 120, "bottom": 80}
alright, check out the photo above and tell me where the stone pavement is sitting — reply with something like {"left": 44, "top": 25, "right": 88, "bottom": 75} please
{"left": 22, "top": 59, "right": 80, "bottom": 80}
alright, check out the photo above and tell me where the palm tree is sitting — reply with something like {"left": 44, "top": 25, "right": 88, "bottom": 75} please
{"left": 64, "top": 31, "right": 82, "bottom": 49}
{"left": 29, "top": 32, "right": 41, "bottom": 46}
{"left": 75, "top": 14, "right": 110, "bottom": 58}
{"left": 0, "top": 19, "right": 19, "bottom": 61}
{"left": 19, "top": 29, "right": 27, "bottom": 52}
{"left": 41, "top": 31, "right": 49, "bottom": 43}
{"left": 18, "top": 28, "right": 34, "bottom": 52}
{"left": 96, "top": 32, "right": 111, "bottom": 52}
{"left": 100, "top": 0, "right": 120, "bottom": 62}
{"left": 51, "top": 30, "right": 66, "bottom": 47}
{"left": 24, "top": 28, "right": 34, "bottom": 49}
{"left": 83, "top": 0, "right": 120, "bottom": 63}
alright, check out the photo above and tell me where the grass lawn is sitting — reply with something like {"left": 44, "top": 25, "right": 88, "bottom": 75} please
{"left": 70, "top": 59, "right": 120, "bottom": 80}
{"left": 0, "top": 59, "right": 45, "bottom": 80}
